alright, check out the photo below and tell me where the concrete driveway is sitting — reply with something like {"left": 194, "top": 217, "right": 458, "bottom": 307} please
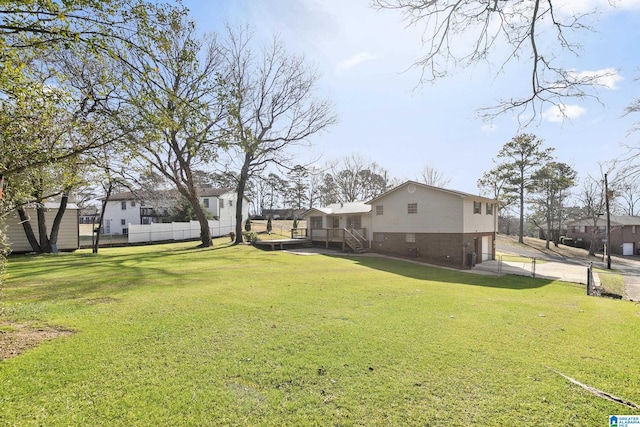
{"left": 476, "top": 245, "right": 640, "bottom": 301}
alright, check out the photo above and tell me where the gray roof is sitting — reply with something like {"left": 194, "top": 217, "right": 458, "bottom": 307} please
{"left": 303, "top": 201, "right": 371, "bottom": 216}
{"left": 567, "top": 215, "right": 640, "bottom": 226}
{"left": 107, "top": 188, "right": 234, "bottom": 201}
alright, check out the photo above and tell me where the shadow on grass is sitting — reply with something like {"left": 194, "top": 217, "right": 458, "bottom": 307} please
{"left": 330, "top": 254, "right": 554, "bottom": 291}
{"left": 4, "top": 241, "right": 239, "bottom": 302}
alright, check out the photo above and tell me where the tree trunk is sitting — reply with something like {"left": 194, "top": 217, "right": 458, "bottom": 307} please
{"left": 49, "top": 192, "right": 69, "bottom": 250}
{"left": 94, "top": 182, "right": 113, "bottom": 254}
{"left": 234, "top": 155, "right": 251, "bottom": 245}
{"left": 17, "top": 206, "right": 42, "bottom": 253}
{"left": 36, "top": 205, "right": 52, "bottom": 253}
{"left": 193, "top": 202, "right": 212, "bottom": 248}
{"left": 518, "top": 178, "right": 525, "bottom": 243}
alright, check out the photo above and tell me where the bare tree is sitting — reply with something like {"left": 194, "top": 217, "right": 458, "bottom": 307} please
{"left": 615, "top": 178, "right": 640, "bottom": 216}
{"left": 221, "top": 26, "right": 337, "bottom": 244}
{"left": 580, "top": 174, "right": 607, "bottom": 256}
{"left": 325, "top": 154, "right": 395, "bottom": 203}
{"left": 419, "top": 164, "right": 451, "bottom": 187}
{"left": 373, "top": 0, "right": 617, "bottom": 122}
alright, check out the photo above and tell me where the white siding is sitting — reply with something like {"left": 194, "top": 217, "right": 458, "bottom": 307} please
{"left": 462, "top": 200, "right": 497, "bottom": 234}
{"left": 371, "top": 186, "right": 464, "bottom": 233}
{"left": 102, "top": 200, "right": 141, "bottom": 234}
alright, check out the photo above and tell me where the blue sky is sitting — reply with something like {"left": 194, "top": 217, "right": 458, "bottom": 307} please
{"left": 184, "top": 0, "right": 640, "bottom": 195}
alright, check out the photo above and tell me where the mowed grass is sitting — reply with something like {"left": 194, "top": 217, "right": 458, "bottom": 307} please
{"left": 1, "top": 241, "right": 640, "bottom": 426}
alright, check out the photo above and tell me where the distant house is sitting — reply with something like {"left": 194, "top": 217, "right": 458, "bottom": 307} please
{"left": 565, "top": 216, "right": 640, "bottom": 256}
{"left": 303, "top": 181, "right": 499, "bottom": 268}
{"left": 260, "top": 208, "right": 306, "bottom": 220}
{"left": 102, "top": 188, "right": 247, "bottom": 235}
{"left": 3, "top": 202, "right": 79, "bottom": 253}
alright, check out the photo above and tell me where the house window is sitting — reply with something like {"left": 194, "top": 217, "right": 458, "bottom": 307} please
{"left": 633, "top": 225, "right": 636, "bottom": 234}
{"left": 473, "top": 201, "right": 481, "bottom": 214}
{"left": 486, "top": 203, "right": 493, "bottom": 215}
{"left": 203, "top": 198, "right": 209, "bottom": 208}
{"left": 375, "top": 233, "right": 385, "bottom": 242}
{"left": 121, "top": 201, "right": 127, "bottom": 210}
{"left": 220, "top": 199, "right": 224, "bottom": 208}
{"left": 579, "top": 226, "right": 586, "bottom": 233}
{"left": 406, "top": 233, "right": 416, "bottom": 243}
{"left": 376, "top": 205, "right": 383, "bottom": 215}
{"left": 310, "top": 216, "right": 323, "bottom": 229}
{"left": 130, "top": 201, "right": 136, "bottom": 207}
{"left": 121, "top": 219, "right": 126, "bottom": 226}
{"left": 347, "top": 216, "right": 361, "bottom": 229}
{"left": 229, "top": 200, "right": 233, "bottom": 207}
{"left": 407, "top": 203, "right": 417, "bottom": 214}
{"left": 598, "top": 226, "right": 606, "bottom": 233}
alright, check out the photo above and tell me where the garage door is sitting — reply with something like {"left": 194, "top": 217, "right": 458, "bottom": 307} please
{"left": 482, "top": 236, "right": 490, "bottom": 261}
{"left": 623, "top": 242, "right": 634, "bottom": 256}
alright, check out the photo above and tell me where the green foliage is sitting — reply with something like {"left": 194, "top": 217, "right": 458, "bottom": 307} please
{"left": 0, "top": 243, "right": 639, "bottom": 425}
{"left": 169, "top": 198, "right": 213, "bottom": 222}
{"left": 242, "top": 231, "right": 259, "bottom": 242}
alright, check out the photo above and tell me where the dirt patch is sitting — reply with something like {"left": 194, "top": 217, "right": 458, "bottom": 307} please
{"left": 0, "top": 322, "right": 74, "bottom": 361}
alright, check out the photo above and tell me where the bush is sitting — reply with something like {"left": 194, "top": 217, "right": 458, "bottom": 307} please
{"left": 242, "top": 231, "right": 260, "bottom": 243}
{"left": 229, "top": 232, "right": 235, "bottom": 242}
{"left": 245, "top": 219, "right": 251, "bottom": 232}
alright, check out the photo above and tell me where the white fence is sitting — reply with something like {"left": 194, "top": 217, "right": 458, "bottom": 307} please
{"left": 128, "top": 220, "right": 235, "bottom": 244}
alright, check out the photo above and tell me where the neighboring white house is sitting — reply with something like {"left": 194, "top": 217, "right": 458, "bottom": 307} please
{"left": 102, "top": 188, "right": 249, "bottom": 237}
{"left": 303, "top": 181, "right": 498, "bottom": 268}
{"left": 2, "top": 202, "right": 80, "bottom": 253}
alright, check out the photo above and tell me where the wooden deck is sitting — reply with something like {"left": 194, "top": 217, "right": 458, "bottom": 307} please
{"left": 253, "top": 238, "right": 312, "bottom": 251}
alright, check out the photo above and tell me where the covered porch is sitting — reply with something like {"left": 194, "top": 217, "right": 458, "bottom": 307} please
{"left": 309, "top": 228, "right": 369, "bottom": 253}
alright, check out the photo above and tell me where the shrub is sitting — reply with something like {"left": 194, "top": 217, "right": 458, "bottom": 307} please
{"left": 242, "top": 231, "right": 260, "bottom": 243}
{"left": 244, "top": 219, "right": 251, "bottom": 232}
{"left": 229, "top": 232, "right": 236, "bottom": 242}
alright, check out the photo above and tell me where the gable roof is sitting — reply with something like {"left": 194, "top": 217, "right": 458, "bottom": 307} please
{"left": 107, "top": 187, "right": 235, "bottom": 201}
{"left": 366, "top": 180, "right": 498, "bottom": 204}
{"left": 303, "top": 201, "right": 371, "bottom": 217}
{"left": 567, "top": 215, "right": 640, "bottom": 226}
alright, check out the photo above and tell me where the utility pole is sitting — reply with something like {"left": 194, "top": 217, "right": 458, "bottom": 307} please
{"left": 605, "top": 173, "right": 612, "bottom": 270}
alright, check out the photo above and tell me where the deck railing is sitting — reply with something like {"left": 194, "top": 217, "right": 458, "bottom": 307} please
{"left": 309, "top": 228, "right": 368, "bottom": 252}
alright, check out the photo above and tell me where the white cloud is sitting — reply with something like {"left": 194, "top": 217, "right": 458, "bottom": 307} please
{"left": 335, "top": 52, "right": 380, "bottom": 74}
{"left": 542, "top": 104, "right": 587, "bottom": 122}
{"left": 569, "top": 68, "right": 623, "bottom": 89}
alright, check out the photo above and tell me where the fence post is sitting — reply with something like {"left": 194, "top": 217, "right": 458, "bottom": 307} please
{"left": 587, "top": 262, "right": 593, "bottom": 295}
{"left": 532, "top": 257, "right": 536, "bottom": 278}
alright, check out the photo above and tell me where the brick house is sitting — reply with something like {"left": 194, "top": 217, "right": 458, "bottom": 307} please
{"left": 565, "top": 216, "right": 640, "bottom": 256}
{"left": 303, "top": 181, "right": 498, "bottom": 269}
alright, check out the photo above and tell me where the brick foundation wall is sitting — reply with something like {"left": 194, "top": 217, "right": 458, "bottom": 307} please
{"left": 371, "top": 232, "right": 494, "bottom": 269}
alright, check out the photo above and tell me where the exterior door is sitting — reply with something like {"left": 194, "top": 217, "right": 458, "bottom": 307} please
{"left": 331, "top": 217, "right": 340, "bottom": 237}
{"left": 481, "top": 236, "right": 490, "bottom": 261}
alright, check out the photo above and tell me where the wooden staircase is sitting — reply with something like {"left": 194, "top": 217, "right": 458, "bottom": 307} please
{"left": 344, "top": 228, "right": 368, "bottom": 254}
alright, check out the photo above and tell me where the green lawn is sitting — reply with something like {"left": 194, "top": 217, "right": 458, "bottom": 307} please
{"left": 1, "top": 240, "right": 639, "bottom": 426}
